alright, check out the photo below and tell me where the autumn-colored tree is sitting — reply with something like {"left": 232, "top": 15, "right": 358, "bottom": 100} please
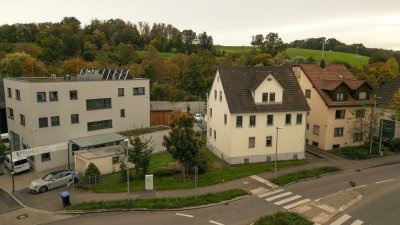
{"left": 163, "top": 111, "right": 201, "bottom": 182}
{"left": 0, "top": 52, "right": 47, "bottom": 77}
{"left": 390, "top": 89, "right": 400, "bottom": 119}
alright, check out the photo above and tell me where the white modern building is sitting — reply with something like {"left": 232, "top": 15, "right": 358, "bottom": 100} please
{"left": 4, "top": 69, "right": 150, "bottom": 171}
{"left": 207, "top": 67, "right": 310, "bottom": 164}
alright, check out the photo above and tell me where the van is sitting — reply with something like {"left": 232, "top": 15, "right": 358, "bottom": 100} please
{"left": 0, "top": 133, "right": 10, "bottom": 149}
{"left": 3, "top": 155, "right": 31, "bottom": 174}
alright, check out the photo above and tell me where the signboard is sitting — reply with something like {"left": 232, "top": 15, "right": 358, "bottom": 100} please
{"left": 12, "top": 142, "right": 68, "bottom": 160}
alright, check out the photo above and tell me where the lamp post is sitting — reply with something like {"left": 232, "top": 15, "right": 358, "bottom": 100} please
{"left": 275, "top": 127, "right": 283, "bottom": 178}
{"left": 378, "top": 118, "right": 384, "bottom": 156}
{"left": 369, "top": 95, "right": 381, "bottom": 155}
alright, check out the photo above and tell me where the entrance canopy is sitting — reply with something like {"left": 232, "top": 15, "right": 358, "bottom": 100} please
{"left": 70, "top": 132, "right": 127, "bottom": 149}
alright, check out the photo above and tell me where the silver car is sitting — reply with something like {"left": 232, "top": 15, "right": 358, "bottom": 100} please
{"left": 28, "top": 170, "right": 78, "bottom": 193}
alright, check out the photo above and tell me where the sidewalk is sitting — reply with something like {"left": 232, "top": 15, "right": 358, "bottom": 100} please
{"left": 9, "top": 151, "right": 400, "bottom": 212}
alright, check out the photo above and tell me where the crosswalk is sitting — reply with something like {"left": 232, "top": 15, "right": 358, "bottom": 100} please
{"left": 255, "top": 188, "right": 311, "bottom": 210}
{"left": 328, "top": 214, "right": 364, "bottom": 225}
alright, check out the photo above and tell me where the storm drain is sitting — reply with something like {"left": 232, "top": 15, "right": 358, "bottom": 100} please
{"left": 16, "top": 214, "right": 28, "bottom": 220}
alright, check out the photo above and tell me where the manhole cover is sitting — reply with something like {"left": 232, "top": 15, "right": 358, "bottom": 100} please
{"left": 16, "top": 214, "right": 28, "bottom": 220}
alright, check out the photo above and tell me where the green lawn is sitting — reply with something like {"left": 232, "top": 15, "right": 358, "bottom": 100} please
{"left": 270, "top": 166, "right": 342, "bottom": 186}
{"left": 67, "top": 189, "right": 247, "bottom": 211}
{"left": 90, "top": 149, "right": 308, "bottom": 193}
{"left": 330, "top": 145, "right": 383, "bottom": 160}
{"left": 286, "top": 48, "right": 369, "bottom": 68}
{"left": 254, "top": 212, "right": 312, "bottom": 225}
{"left": 216, "top": 45, "right": 255, "bottom": 53}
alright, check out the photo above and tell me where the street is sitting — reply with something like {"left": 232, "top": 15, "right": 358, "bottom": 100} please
{"left": 40, "top": 163, "right": 400, "bottom": 225}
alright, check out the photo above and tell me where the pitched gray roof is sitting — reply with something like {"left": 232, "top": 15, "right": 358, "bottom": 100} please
{"left": 376, "top": 76, "right": 400, "bottom": 108}
{"left": 218, "top": 66, "right": 309, "bottom": 113}
{"left": 150, "top": 101, "right": 173, "bottom": 112}
{"left": 0, "top": 79, "right": 5, "bottom": 109}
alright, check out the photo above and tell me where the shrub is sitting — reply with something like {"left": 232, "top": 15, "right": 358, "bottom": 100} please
{"left": 193, "top": 147, "right": 209, "bottom": 174}
{"left": 254, "top": 212, "right": 312, "bottom": 225}
{"left": 85, "top": 162, "right": 101, "bottom": 176}
{"left": 389, "top": 138, "right": 400, "bottom": 152}
{"left": 153, "top": 168, "right": 181, "bottom": 177}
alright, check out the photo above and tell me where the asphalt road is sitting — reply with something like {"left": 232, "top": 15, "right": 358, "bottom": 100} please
{"left": 42, "top": 163, "right": 400, "bottom": 225}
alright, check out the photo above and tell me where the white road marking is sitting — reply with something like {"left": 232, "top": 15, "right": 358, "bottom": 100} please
{"left": 175, "top": 213, "right": 194, "bottom": 218}
{"left": 274, "top": 195, "right": 302, "bottom": 205}
{"left": 347, "top": 185, "right": 366, "bottom": 190}
{"left": 283, "top": 198, "right": 311, "bottom": 209}
{"left": 249, "top": 175, "right": 279, "bottom": 188}
{"left": 312, "top": 212, "right": 330, "bottom": 223}
{"left": 330, "top": 214, "right": 351, "bottom": 225}
{"left": 258, "top": 189, "right": 284, "bottom": 198}
{"left": 265, "top": 192, "right": 292, "bottom": 201}
{"left": 250, "top": 187, "right": 268, "bottom": 195}
{"left": 209, "top": 220, "right": 224, "bottom": 225}
{"left": 376, "top": 179, "right": 394, "bottom": 184}
{"left": 350, "top": 219, "right": 364, "bottom": 225}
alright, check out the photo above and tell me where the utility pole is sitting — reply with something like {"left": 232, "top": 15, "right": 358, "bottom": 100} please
{"left": 369, "top": 96, "right": 376, "bottom": 155}
{"left": 321, "top": 39, "right": 326, "bottom": 59}
{"left": 275, "top": 127, "right": 283, "bottom": 178}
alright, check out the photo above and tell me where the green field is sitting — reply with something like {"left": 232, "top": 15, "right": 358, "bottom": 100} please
{"left": 216, "top": 46, "right": 369, "bottom": 68}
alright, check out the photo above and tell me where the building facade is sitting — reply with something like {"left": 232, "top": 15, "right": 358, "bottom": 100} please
{"left": 293, "top": 64, "right": 373, "bottom": 150}
{"left": 4, "top": 75, "right": 150, "bottom": 171}
{"left": 0, "top": 79, "right": 7, "bottom": 134}
{"left": 207, "top": 67, "right": 309, "bottom": 164}
{"left": 376, "top": 76, "right": 400, "bottom": 140}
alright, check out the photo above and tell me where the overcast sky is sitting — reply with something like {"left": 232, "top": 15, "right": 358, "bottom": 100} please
{"left": 1, "top": 0, "right": 400, "bottom": 50}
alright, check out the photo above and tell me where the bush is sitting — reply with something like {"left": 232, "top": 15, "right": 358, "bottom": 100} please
{"left": 331, "top": 145, "right": 380, "bottom": 160}
{"left": 193, "top": 147, "right": 209, "bottom": 174}
{"left": 85, "top": 162, "right": 101, "bottom": 176}
{"left": 270, "top": 166, "right": 342, "bottom": 186}
{"left": 389, "top": 138, "right": 400, "bottom": 152}
{"left": 153, "top": 168, "right": 181, "bottom": 177}
{"left": 254, "top": 212, "right": 312, "bottom": 225}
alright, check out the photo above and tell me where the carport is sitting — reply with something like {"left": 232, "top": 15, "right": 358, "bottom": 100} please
{"left": 68, "top": 132, "right": 127, "bottom": 170}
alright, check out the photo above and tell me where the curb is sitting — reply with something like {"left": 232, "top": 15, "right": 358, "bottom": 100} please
{"left": 279, "top": 160, "right": 400, "bottom": 187}
{"left": 58, "top": 194, "right": 251, "bottom": 215}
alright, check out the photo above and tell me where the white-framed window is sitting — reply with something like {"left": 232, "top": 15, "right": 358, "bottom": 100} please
{"left": 248, "top": 137, "right": 255, "bottom": 148}
{"left": 334, "top": 127, "right": 344, "bottom": 137}
{"left": 266, "top": 136, "right": 272, "bottom": 147}
{"left": 358, "top": 92, "right": 367, "bottom": 100}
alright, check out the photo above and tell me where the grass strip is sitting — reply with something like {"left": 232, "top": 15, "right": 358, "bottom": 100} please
{"left": 66, "top": 189, "right": 247, "bottom": 211}
{"left": 270, "top": 166, "right": 342, "bottom": 186}
{"left": 254, "top": 211, "right": 313, "bottom": 225}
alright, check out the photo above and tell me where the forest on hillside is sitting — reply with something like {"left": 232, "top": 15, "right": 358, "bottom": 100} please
{"left": 0, "top": 17, "right": 399, "bottom": 101}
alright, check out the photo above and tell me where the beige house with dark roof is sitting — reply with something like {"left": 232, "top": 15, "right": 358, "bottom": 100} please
{"left": 293, "top": 64, "right": 373, "bottom": 150}
{"left": 206, "top": 67, "right": 309, "bottom": 164}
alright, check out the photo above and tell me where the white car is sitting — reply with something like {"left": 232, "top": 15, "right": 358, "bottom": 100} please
{"left": 28, "top": 170, "right": 79, "bottom": 193}
{"left": 194, "top": 114, "right": 203, "bottom": 122}
{"left": 3, "top": 155, "right": 31, "bottom": 174}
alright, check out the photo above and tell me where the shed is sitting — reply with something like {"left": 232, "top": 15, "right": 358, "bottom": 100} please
{"left": 150, "top": 101, "right": 173, "bottom": 126}
{"left": 69, "top": 132, "right": 127, "bottom": 152}
{"left": 74, "top": 146, "right": 123, "bottom": 175}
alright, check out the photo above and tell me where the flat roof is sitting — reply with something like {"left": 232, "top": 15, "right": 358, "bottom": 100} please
{"left": 70, "top": 133, "right": 126, "bottom": 148}
{"left": 150, "top": 101, "right": 173, "bottom": 112}
{"left": 4, "top": 77, "right": 148, "bottom": 83}
{"left": 75, "top": 146, "right": 121, "bottom": 160}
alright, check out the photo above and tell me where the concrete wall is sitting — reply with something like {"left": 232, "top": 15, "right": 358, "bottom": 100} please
{"left": 75, "top": 155, "right": 121, "bottom": 175}
{"left": 137, "top": 129, "right": 170, "bottom": 154}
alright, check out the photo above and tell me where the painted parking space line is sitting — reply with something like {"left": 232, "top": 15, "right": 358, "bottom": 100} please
{"left": 258, "top": 189, "right": 284, "bottom": 198}
{"left": 265, "top": 192, "right": 292, "bottom": 201}
{"left": 330, "top": 214, "right": 351, "bottom": 225}
{"left": 375, "top": 179, "right": 394, "bottom": 184}
{"left": 283, "top": 199, "right": 311, "bottom": 209}
{"left": 175, "top": 213, "right": 194, "bottom": 218}
{"left": 350, "top": 219, "right": 364, "bottom": 225}
{"left": 274, "top": 195, "right": 302, "bottom": 205}
{"left": 209, "top": 220, "right": 224, "bottom": 225}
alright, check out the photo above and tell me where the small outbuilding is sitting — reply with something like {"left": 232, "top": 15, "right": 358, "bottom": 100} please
{"left": 74, "top": 145, "right": 123, "bottom": 175}
{"left": 150, "top": 101, "right": 173, "bottom": 126}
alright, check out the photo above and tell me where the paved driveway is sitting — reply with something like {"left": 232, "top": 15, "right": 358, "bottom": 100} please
{"left": 0, "top": 187, "right": 22, "bottom": 214}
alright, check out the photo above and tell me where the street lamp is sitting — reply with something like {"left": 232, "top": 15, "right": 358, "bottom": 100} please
{"left": 275, "top": 127, "right": 283, "bottom": 178}
{"left": 369, "top": 95, "right": 382, "bottom": 155}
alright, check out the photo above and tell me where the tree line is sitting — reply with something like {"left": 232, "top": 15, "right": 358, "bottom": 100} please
{"left": 286, "top": 37, "right": 400, "bottom": 64}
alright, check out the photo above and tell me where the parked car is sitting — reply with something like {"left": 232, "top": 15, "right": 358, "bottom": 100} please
{"left": 3, "top": 155, "right": 31, "bottom": 174}
{"left": 0, "top": 133, "right": 10, "bottom": 149}
{"left": 194, "top": 114, "right": 204, "bottom": 122}
{"left": 28, "top": 170, "right": 79, "bottom": 193}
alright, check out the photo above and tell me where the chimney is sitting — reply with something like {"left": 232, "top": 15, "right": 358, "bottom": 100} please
{"left": 320, "top": 59, "right": 326, "bottom": 69}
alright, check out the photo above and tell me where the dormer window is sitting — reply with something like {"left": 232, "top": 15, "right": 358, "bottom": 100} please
{"left": 336, "top": 92, "right": 345, "bottom": 101}
{"left": 358, "top": 92, "right": 367, "bottom": 100}
{"left": 262, "top": 93, "right": 268, "bottom": 102}
{"left": 262, "top": 92, "right": 276, "bottom": 103}
{"left": 269, "top": 93, "right": 275, "bottom": 102}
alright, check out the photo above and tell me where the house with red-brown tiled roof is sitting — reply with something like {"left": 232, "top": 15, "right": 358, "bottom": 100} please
{"left": 293, "top": 63, "right": 373, "bottom": 150}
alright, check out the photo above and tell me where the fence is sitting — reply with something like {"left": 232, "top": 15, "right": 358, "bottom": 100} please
{"left": 78, "top": 173, "right": 120, "bottom": 187}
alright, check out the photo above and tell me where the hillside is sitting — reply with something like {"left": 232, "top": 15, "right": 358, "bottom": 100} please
{"left": 215, "top": 46, "right": 369, "bottom": 68}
